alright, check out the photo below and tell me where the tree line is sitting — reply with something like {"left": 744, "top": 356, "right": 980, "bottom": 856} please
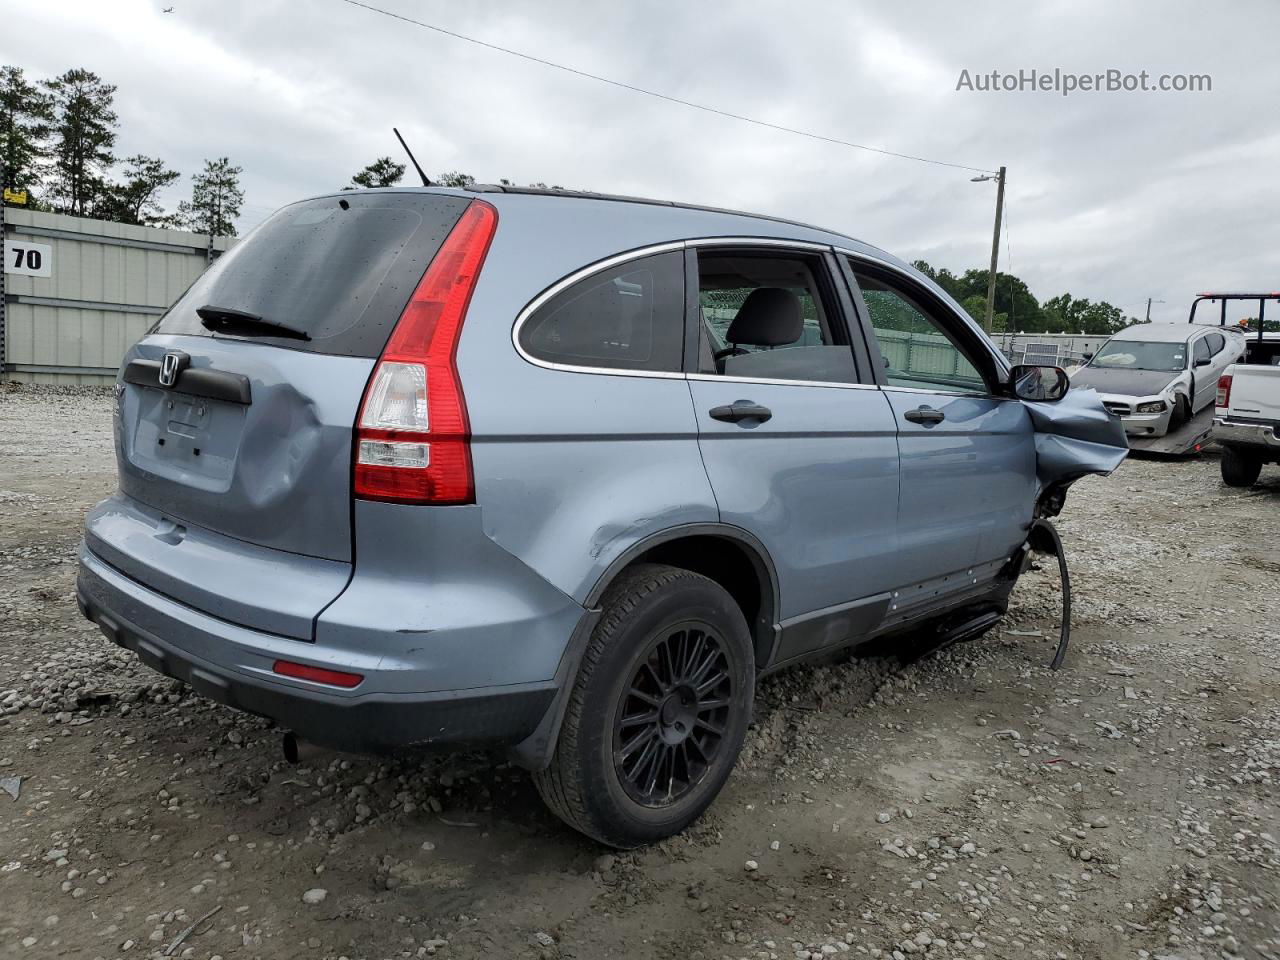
{"left": 911, "top": 261, "right": 1142, "bottom": 335}
{"left": 0, "top": 65, "right": 243, "bottom": 236}
{"left": 344, "top": 157, "right": 561, "bottom": 192}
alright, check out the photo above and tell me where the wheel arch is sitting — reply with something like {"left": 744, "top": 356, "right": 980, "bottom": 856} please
{"left": 585, "top": 523, "right": 782, "bottom": 670}
{"left": 510, "top": 523, "right": 781, "bottom": 772}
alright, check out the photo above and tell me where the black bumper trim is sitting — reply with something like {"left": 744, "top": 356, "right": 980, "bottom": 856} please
{"left": 76, "top": 580, "right": 556, "bottom": 755}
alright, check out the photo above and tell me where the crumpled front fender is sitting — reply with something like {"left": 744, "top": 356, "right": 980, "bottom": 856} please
{"left": 1024, "top": 387, "right": 1129, "bottom": 493}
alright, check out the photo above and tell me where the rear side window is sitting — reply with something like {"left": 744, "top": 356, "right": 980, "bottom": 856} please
{"left": 519, "top": 250, "right": 685, "bottom": 372}
{"left": 154, "top": 193, "right": 471, "bottom": 357}
{"left": 1206, "top": 332, "right": 1225, "bottom": 355}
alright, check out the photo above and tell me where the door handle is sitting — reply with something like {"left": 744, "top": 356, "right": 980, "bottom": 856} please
{"left": 903, "top": 406, "right": 945, "bottom": 426}
{"left": 709, "top": 401, "right": 773, "bottom": 424}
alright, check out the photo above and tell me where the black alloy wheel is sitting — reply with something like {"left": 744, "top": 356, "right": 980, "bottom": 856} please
{"left": 613, "top": 622, "right": 733, "bottom": 807}
{"left": 534, "top": 563, "right": 754, "bottom": 848}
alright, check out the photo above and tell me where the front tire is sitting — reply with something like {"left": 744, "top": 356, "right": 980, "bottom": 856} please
{"left": 1221, "top": 446, "right": 1263, "bottom": 487}
{"left": 1169, "top": 395, "right": 1192, "bottom": 430}
{"left": 535, "top": 563, "right": 754, "bottom": 848}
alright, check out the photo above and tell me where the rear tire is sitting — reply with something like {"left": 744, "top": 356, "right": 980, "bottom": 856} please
{"left": 534, "top": 563, "right": 754, "bottom": 848}
{"left": 1221, "top": 446, "right": 1263, "bottom": 487}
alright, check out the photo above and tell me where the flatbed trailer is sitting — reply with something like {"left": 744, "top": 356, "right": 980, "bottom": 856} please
{"left": 1127, "top": 405, "right": 1215, "bottom": 456}
{"left": 1128, "top": 291, "right": 1280, "bottom": 457}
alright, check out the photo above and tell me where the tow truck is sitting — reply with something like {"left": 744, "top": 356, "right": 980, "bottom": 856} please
{"left": 1125, "top": 293, "right": 1271, "bottom": 456}
{"left": 1206, "top": 292, "right": 1280, "bottom": 485}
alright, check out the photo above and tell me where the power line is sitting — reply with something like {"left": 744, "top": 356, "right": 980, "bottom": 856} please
{"left": 337, "top": 0, "right": 996, "bottom": 175}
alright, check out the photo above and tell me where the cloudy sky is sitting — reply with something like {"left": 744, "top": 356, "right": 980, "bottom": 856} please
{"left": 5, "top": 0, "right": 1278, "bottom": 323}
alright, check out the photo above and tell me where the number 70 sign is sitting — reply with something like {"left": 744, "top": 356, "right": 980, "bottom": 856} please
{"left": 4, "top": 240, "right": 53, "bottom": 278}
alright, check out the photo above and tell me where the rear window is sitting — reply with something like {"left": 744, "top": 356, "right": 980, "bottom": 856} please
{"left": 154, "top": 193, "right": 470, "bottom": 357}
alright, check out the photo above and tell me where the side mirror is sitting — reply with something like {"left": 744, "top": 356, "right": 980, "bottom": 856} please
{"left": 1011, "top": 364, "right": 1070, "bottom": 402}
{"left": 1082, "top": 352, "right": 1094, "bottom": 361}
{"left": 1194, "top": 356, "right": 1211, "bottom": 367}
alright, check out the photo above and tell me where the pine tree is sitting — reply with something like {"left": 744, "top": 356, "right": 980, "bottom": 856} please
{"left": 101, "top": 155, "right": 180, "bottom": 226}
{"left": 0, "top": 65, "right": 55, "bottom": 203}
{"left": 436, "top": 170, "right": 475, "bottom": 188}
{"left": 348, "top": 156, "right": 404, "bottom": 189}
{"left": 44, "top": 68, "right": 118, "bottom": 216}
{"left": 178, "top": 157, "right": 244, "bottom": 237}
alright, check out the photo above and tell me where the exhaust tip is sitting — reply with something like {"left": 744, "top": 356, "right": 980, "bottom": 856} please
{"left": 282, "top": 732, "right": 328, "bottom": 765}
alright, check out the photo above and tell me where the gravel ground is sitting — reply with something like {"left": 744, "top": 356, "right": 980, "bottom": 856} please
{"left": 0, "top": 383, "right": 1277, "bottom": 960}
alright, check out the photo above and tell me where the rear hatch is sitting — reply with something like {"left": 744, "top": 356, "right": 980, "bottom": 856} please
{"left": 91, "top": 191, "right": 471, "bottom": 639}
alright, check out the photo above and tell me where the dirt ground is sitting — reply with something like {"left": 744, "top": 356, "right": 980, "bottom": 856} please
{"left": 1, "top": 383, "right": 1277, "bottom": 960}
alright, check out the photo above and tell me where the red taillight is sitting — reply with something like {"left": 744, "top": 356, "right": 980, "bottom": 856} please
{"left": 354, "top": 201, "right": 498, "bottom": 504}
{"left": 272, "top": 659, "right": 364, "bottom": 688}
{"left": 1216, "top": 374, "right": 1232, "bottom": 408}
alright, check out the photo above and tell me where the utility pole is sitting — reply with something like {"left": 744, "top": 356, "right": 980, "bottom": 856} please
{"left": 1144, "top": 298, "right": 1165, "bottom": 323}
{"left": 983, "top": 166, "right": 1006, "bottom": 335}
{"left": 1, "top": 163, "right": 7, "bottom": 381}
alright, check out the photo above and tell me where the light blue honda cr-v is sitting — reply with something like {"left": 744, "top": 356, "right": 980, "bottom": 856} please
{"left": 77, "top": 185, "right": 1126, "bottom": 846}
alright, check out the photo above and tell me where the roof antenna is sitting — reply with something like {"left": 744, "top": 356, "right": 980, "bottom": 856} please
{"left": 393, "top": 127, "right": 432, "bottom": 186}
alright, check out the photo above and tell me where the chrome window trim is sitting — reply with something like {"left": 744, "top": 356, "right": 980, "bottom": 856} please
{"left": 830, "top": 245, "right": 906, "bottom": 273}
{"left": 510, "top": 240, "right": 688, "bottom": 380}
{"left": 833, "top": 245, "right": 1016, "bottom": 402}
{"left": 882, "top": 384, "right": 1019, "bottom": 402}
{"left": 685, "top": 236, "right": 832, "bottom": 252}
{"left": 686, "top": 373, "right": 877, "bottom": 391}
{"left": 511, "top": 236, "right": 848, "bottom": 383}
{"left": 833, "top": 245, "right": 1013, "bottom": 375}
{"left": 688, "top": 237, "right": 862, "bottom": 387}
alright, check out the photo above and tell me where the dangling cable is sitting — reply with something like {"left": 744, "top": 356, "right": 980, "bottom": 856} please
{"left": 1028, "top": 519, "right": 1072, "bottom": 670}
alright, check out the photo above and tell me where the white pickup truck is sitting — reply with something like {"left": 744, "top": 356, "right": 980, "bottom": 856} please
{"left": 1212, "top": 308, "right": 1280, "bottom": 487}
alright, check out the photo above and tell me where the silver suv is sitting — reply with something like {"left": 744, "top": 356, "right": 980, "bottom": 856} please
{"left": 77, "top": 186, "right": 1126, "bottom": 847}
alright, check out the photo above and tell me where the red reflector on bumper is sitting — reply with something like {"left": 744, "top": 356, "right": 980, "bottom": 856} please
{"left": 272, "top": 660, "right": 363, "bottom": 689}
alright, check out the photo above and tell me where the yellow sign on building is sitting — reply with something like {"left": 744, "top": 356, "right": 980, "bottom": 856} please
{"left": 3, "top": 188, "right": 29, "bottom": 205}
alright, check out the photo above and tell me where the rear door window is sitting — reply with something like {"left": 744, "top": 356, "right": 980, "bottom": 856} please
{"left": 1206, "top": 332, "right": 1225, "bottom": 355}
{"left": 519, "top": 250, "right": 685, "bottom": 372}
{"left": 695, "top": 250, "right": 858, "bottom": 384}
{"left": 154, "top": 193, "right": 471, "bottom": 357}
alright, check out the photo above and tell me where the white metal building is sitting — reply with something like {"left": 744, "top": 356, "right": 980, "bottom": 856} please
{"left": 1, "top": 208, "right": 235, "bottom": 384}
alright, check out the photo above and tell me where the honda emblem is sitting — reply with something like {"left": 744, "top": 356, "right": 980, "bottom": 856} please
{"left": 158, "top": 351, "right": 188, "bottom": 388}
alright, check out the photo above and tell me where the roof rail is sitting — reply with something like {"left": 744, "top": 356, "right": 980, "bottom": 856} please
{"left": 462, "top": 182, "right": 862, "bottom": 245}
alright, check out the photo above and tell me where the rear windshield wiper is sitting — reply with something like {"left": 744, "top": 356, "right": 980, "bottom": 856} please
{"left": 197, "top": 304, "right": 312, "bottom": 341}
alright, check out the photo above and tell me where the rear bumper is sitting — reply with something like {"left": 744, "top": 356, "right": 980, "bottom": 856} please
{"left": 76, "top": 544, "right": 561, "bottom": 753}
{"left": 1214, "top": 417, "right": 1280, "bottom": 454}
